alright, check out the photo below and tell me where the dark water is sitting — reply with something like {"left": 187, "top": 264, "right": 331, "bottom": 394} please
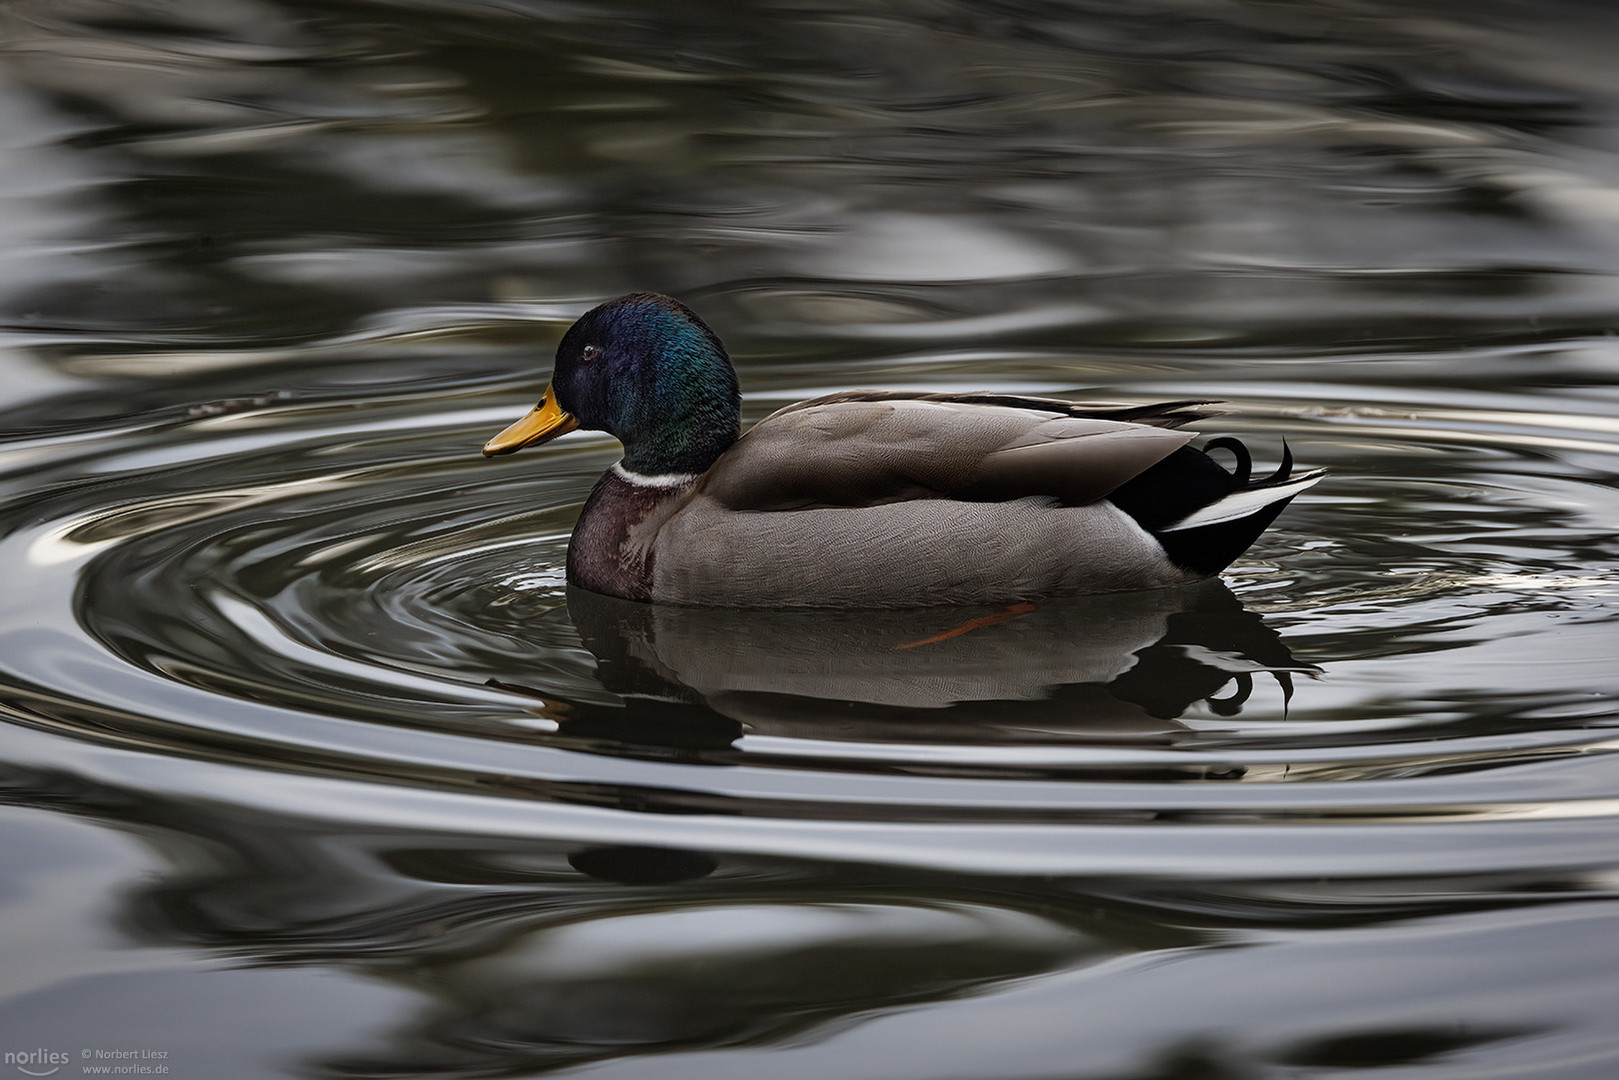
{"left": 4, "top": 1, "right": 1619, "bottom": 1077}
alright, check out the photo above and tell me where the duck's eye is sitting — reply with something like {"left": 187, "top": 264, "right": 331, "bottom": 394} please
{"left": 581, "top": 344, "right": 599, "bottom": 361}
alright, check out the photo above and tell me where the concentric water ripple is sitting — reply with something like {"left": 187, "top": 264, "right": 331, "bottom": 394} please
{"left": 2, "top": 375, "right": 1616, "bottom": 882}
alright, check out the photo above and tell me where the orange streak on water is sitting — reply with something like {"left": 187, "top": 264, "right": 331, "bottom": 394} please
{"left": 892, "top": 601, "right": 1038, "bottom": 651}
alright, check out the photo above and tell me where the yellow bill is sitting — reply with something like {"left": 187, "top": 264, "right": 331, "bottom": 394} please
{"left": 482, "top": 384, "right": 579, "bottom": 457}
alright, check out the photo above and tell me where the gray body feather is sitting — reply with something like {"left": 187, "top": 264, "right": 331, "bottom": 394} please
{"left": 651, "top": 492, "right": 1197, "bottom": 606}
{"left": 581, "top": 395, "right": 1208, "bottom": 607}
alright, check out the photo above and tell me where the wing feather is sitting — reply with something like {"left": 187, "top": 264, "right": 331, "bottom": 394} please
{"left": 701, "top": 394, "right": 1196, "bottom": 511}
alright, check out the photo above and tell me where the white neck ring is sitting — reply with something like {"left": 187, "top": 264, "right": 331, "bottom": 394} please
{"left": 612, "top": 461, "right": 700, "bottom": 488}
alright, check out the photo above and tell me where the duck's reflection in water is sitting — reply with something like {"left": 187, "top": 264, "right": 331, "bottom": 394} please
{"left": 522, "top": 580, "right": 1316, "bottom": 756}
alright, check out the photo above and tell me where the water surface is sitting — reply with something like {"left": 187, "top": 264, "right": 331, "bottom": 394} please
{"left": 3, "top": 2, "right": 1619, "bottom": 1077}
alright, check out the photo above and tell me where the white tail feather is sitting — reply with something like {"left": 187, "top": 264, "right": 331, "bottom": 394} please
{"left": 1160, "top": 471, "right": 1324, "bottom": 532}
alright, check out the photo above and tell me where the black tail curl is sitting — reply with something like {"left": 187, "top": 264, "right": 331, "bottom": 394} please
{"left": 1109, "top": 438, "right": 1319, "bottom": 578}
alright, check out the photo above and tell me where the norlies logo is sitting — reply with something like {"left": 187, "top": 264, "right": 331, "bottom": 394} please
{"left": 4, "top": 1049, "right": 69, "bottom": 1077}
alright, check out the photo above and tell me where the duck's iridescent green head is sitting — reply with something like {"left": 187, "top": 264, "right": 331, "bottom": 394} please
{"left": 483, "top": 293, "right": 742, "bottom": 476}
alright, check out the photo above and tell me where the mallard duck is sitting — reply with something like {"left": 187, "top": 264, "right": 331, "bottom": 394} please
{"left": 483, "top": 292, "right": 1321, "bottom": 607}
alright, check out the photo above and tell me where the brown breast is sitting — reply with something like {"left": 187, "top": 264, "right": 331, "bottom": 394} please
{"left": 566, "top": 469, "right": 696, "bottom": 601}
